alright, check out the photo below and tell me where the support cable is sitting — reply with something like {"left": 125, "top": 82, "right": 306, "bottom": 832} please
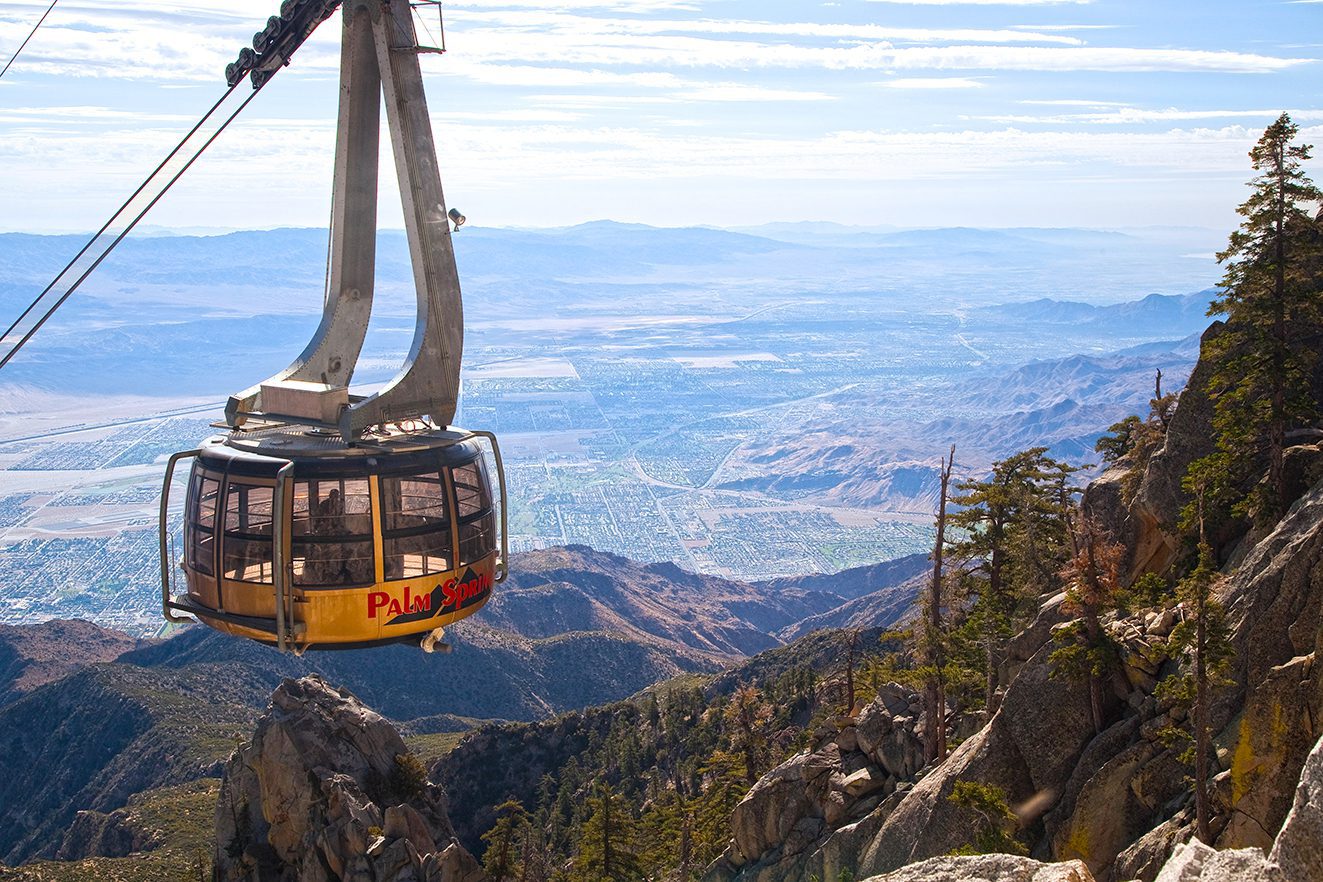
{"left": 0, "top": 82, "right": 261, "bottom": 371}
{"left": 0, "top": 0, "right": 57, "bottom": 81}
{"left": 0, "top": 0, "right": 341, "bottom": 372}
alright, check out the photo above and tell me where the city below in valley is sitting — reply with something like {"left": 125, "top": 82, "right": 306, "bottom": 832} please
{"left": 0, "top": 222, "right": 1220, "bottom": 636}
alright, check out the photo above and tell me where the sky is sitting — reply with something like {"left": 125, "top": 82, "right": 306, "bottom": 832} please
{"left": 0, "top": 0, "right": 1320, "bottom": 233}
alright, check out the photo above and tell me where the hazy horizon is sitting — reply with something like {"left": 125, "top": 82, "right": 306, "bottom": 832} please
{"left": 2, "top": 0, "right": 1319, "bottom": 235}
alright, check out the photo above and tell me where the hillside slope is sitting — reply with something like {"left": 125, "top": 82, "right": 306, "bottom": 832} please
{"left": 0, "top": 543, "right": 922, "bottom": 867}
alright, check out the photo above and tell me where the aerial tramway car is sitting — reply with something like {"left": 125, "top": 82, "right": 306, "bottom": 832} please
{"left": 153, "top": 0, "right": 507, "bottom": 652}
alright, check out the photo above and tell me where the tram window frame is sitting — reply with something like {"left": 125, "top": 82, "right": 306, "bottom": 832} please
{"left": 452, "top": 458, "right": 492, "bottom": 519}
{"left": 290, "top": 477, "right": 376, "bottom": 588}
{"left": 380, "top": 471, "right": 453, "bottom": 580}
{"left": 458, "top": 511, "right": 495, "bottom": 567}
{"left": 452, "top": 459, "right": 496, "bottom": 567}
{"left": 186, "top": 468, "right": 221, "bottom": 576}
{"left": 221, "top": 481, "right": 275, "bottom": 585}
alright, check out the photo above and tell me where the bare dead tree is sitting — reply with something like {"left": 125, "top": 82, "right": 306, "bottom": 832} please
{"left": 924, "top": 444, "right": 956, "bottom": 764}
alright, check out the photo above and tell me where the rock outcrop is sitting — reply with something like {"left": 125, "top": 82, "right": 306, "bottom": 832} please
{"left": 861, "top": 855, "right": 1094, "bottom": 882}
{"left": 1086, "top": 323, "right": 1225, "bottom": 586}
{"left": 214, "top": 675, "right": 486, "bottom": 882}
{"left": 850, "top": 730, "right": 1323, "bottom": 881}
{"left": 704, "top": 684, "right": 927, "bottom": 882}
{"left": 55, "top": 806, "right": 149, "bottom": 860}
{"left": 1268, "top": 726, "right": 1323, "bottom": 882}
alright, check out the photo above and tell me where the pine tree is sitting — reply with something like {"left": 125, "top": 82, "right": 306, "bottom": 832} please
{"left": 950, "top": 448, "right": 1076, "bottom": 712}
{"left": 573, "top": 781, "right": 642, "bottom": 882}
{"left": 638, "top": 789, "right": 695, "bottom": 880}
{"left": 1095, "top": 369, "right": 1180, "bottom": 500}
{"left": 947, "top": 780, "right": 1027, "bottom": 856}
{"left": 1161, "top": 461, "right": 1235, "bottom": 844}
{"left": 1050, "top": 516, "right": 1125, "bottom": 734}
{"left": 482, "top": 799, "right": 531, "bottom": 882}
{"left": 723, "top": 684, "right": 773, "bottom": 785}
{"left": 1205, "top": 113, "right": 1323, "bottom": 521}
{"left": 692, "top": 750, "right": 747, "bottom": 868}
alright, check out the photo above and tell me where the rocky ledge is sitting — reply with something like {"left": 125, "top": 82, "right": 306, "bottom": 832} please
{"left": 706, "top": 683, "right": 946, "bottom": 881}
{"left": 849, "top": 708, "right": 1323, "bottom": 882}
{"left": 214, "top": 675, "right": 486, "bottom": 882}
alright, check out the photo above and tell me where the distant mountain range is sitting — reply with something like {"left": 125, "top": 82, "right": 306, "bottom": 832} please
{"left": 0, "top": 221, "right": 1216, "bottom": 396}
{"left": 970, "top": 290, "right": 1217, "bottom": 334}
{"left": 718, "top": 327, "right": 1205, "bottom": 513}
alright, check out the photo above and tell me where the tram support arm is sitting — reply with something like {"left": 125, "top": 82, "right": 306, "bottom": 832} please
{"left": 272, "top": 460, "right": 296, "bottom": 652}
{"left": 159, "top": 450, "right": 201, "bottom": 623}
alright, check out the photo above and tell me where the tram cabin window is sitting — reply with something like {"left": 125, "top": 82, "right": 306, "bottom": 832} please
{"left": 186, "top": 469, "right": 220, "bottom": 576}
{"left": 453, "top": 459, "right": 492, "bottom": 518}
{"left": 452, "top": 459, "right": 496, "bottom": 566}
{"left": 381, "top": 472, "right": 452, "bottom": 579}
{"left": 291, "top": 478, "right": 374, "bottom": 586}
{"left": 222, "top": 482, "right": 275, "bottom": 584}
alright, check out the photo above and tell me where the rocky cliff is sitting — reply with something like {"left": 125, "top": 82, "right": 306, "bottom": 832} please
{"left": 856, "top": 728, "right": 1323, "bottom": 881}
{"left": 214, "top": 675, "right": 486, "bottom": 882}
{"left": 704, "top": 684, "right": 929, "bottom": 881}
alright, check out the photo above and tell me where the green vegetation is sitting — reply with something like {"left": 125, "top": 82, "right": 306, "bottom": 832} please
{"left": 1049, "top": 517, "right": 1127, "bottom": 734}
{"left": 460, "top": 683, "right": 794, "bottom": 881}
{"left": 404, "top": 731, "right": 468, "bottom": 766}
{"left": 946, "top": 780, "right": 1027, "bottom": 856}
{"left": 1138, "top": 113, "right": 1321, "bottom": 844}
{"left": 946, "top": 447, "right": 1079, "bottom": 713}
{"left": 0, "top": 779, "right": 219, "bottom": 882}
{"left": 1095, "top": 372, "right": 1179, "bottom": 503}
{"left": 1199, "top": 113, "right": 1323, "bottom": 524}
{"left": 456, "top": 631, "right": 893, "bottom": 881}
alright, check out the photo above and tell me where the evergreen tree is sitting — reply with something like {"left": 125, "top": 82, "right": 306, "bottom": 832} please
{"left": 482, "top": 799, "right": 531, "bottom": 882}
{"left": 950, "top": 448, "right": 1076, "bottom": 711}
{"left": 573, "top": 781, "right": 642, "bottom": 882}
{"left": 1095, "top": 369, "right": 1180, "bottom": 500}
{"left": 1096, "top": 414, "right": 1144, "bottom": 465}
{"left": 1050, "top": 516, "right": 1126, "bottom": 734}
{"left": 723, "top": 684, "right": 773, "bottom": 785}
{"left": 1204, "top": 113, "right": 1323, "bottom": 521}
{"left": 947, "top": 780, "right": 1027, "bottom": 856}
{"left": 1161, "top": 462, "right": 1235, "bottom": 844}
{"left": 638, "top": 789, "right": 695, "bottom": 880}
{"left": 692, "top": 750, "right": 748, "bottom": 868}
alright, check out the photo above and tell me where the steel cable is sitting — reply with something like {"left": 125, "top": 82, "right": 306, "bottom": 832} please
{"left": 0, "top": 0, "right": 58, "bottom": 81}
{"left": 0, "top": 82, "right": 264, "bottom": 371}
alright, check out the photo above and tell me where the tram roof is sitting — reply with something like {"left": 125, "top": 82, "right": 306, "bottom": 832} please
{"left": 196, "top": 425, "right": 484, "bottom": 478}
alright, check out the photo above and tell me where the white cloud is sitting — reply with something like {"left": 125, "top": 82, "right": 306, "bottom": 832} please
{"left": 1020, "top": 99, "right": 1131, "bottom": 106}
{"left": 878, "top": 77, "right": 986, "bottom": 88}
{"left": 441, "top": 61, "right": 686, "bottom": 89}
{"left": 0, "top": 106, "right": 195, "bottom": 124}
{"left": 862, "top": 0, "right": 1092, "bottom": 4}
{"left": 448, "top": 0, "right": 701, "bottom": 10}
{"left": 8, "top": 112, "right": 1321, "bottom": 230}
{"left": 446, "top": 20, "right": 1306, "bottom": 75}
{"left": 1009, "top": 24, "right": 1121, "bottom": 30}
{"left": 683, "top": 84, "right": 836, "bottom": 102}
{"left": 0, "top": 3, "right": 340, "bottom": 81}
{"left": 973, "top": 107, "right": 1323, "bottom": 124}
{"left": 2, "top": 3, "right": 1309, "bottom": 86}
{"left": 453, "top": 12, "right": 1087, "bottom": 46}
